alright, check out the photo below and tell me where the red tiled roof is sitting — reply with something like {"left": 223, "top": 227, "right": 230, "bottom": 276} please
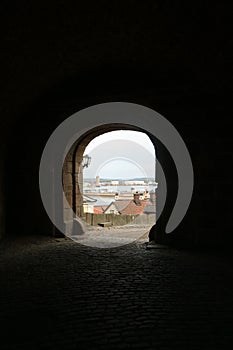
{"left": 103, "top": 199, "right": 153, "bottom": 215}
{"left": 114, "top": 200, "right": 131, "bottom": 212}
{"left": 120, "top": 200, "right": 149, "bottom": 215}
{"left": 94, "top": 206, "right": 107, "bottom": 214}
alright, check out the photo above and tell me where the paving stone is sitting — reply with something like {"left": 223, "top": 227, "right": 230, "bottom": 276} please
{"left": 0, "top": 235, "right": 232, "bottom": 350}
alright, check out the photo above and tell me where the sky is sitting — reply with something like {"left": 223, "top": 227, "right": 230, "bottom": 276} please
{"left": 83, "top": 131, "right": 156, "bottom": 179}
{"left": 84, "top": 130, "right": 155, "bottom": 155}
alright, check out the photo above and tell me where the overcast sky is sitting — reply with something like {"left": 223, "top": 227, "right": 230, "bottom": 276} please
{"left": 83, "top": 131, "right": 156, "bottom": 179}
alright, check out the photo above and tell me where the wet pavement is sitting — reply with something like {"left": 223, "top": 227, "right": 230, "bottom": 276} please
{"left": 0, "top": 235, "right": 233, "bottom": 349}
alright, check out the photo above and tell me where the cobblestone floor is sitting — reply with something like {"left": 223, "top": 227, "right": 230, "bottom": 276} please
{"left": 70, "top": 224, "right": 150, "bottom": 248}
{"left": 0, "top": 235, "right": 233, "bottom": 350}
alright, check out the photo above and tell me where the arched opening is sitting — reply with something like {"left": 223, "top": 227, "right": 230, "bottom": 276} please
{"left": 62, "top": 124, "right": 157, "bottom": 247}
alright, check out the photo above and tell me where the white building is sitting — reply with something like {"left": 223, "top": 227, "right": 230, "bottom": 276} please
{"left": 124, "top": 180, "right": 145, "bottom": 185}
{"left": 111, "top": 180, "right": 119, "bottom": 185}
{"left": 83, "top": 204, "right": 94, "bottom": 213}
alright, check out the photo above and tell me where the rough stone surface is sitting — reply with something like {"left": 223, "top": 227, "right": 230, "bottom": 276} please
{"left": 0, "top": 236, "right": 233, "bottom": 350}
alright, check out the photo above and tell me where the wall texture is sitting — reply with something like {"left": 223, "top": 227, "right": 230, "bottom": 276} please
{"left": 84, "top": 213, "right": 156, "bottom": 226}
{"left": 0, "top": 152, "right": 5, "bottom": 240}
{"left": 0, "top": 2, "right": 232, "bottom": 252}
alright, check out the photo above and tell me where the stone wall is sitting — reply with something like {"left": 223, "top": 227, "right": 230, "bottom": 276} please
{"left": 84, "top": 213, "right": 156, "bottom": 226}
{"left": 0, "top": 2, "right": 232, "bottom": 252}
{"left": 0, "top": 153, "right": 5, "bottom": 240}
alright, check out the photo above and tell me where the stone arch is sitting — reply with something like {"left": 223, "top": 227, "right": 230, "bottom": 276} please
{"left": 62, "top": 123, "right": 158, "bottom": 230}
{"left": 39, "top": 103, "right": 183, "bottom": 245}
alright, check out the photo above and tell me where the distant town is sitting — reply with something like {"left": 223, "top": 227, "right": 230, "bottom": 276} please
{"left": 84, "top": 176, "right": 157, "bottom": 188}
{"left": 82, "top": 176, "right": 158, "bottom": 220}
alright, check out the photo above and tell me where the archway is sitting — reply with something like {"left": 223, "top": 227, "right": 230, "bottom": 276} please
{"left": 62, "top": 125, "right": 158, "bottom": 247}
{"left": 63, "top": 128, "right": 157, "bottom": 246}
{"left": 40, "top": 102, "right": 189, "bottom": 247}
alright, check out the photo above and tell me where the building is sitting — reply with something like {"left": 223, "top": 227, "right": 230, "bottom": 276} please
{"left": 124, "top": 180, "right": 146, "bottom": 186}
{"left": 111, "top": 180, "right": 119, "bottom": 185}
{"left": 95, "top": 176, "right": 100, "bottom": 187}
{"left": 143, "top": 189, "right": 156, "bottom": 214}
{"left": 83, "top": 204, "right": 94, "bottom": 213}
{"left": 83, "top": 194, "right": 97, "bottom": 213}
{"left": 104, "top": 193, "right": 151, "bottom": 216}
{"left": 104, "top": 200, "right": 131, "bottom": 215}
{"left": 93, "top": 206, "right": 108, "bottom": 214}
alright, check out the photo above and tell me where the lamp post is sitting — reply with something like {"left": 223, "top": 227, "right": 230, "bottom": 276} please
{"left": 82, "top": 154, "right": 91, "bottom": 168}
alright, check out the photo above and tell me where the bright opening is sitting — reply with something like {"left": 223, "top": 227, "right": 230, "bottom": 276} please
{"left": 79, "top": 130, "right": 157, "bottom": 247}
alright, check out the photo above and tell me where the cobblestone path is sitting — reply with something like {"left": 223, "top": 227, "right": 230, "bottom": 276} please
{"left": 0, "top": 236, "right": 232, "bottom": 349}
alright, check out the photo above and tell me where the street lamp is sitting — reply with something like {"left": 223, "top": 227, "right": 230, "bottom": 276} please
{"left": 82, "top": 154, "right": 91, "bottom": 168}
